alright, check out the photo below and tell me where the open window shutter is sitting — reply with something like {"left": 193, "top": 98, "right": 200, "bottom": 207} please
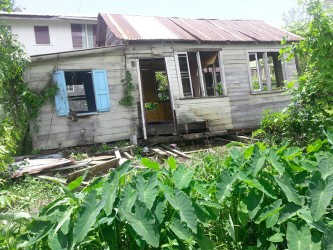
{"left": 53, "top": 71, "right": 69, "bottom": 116}
{"left": 92, "top": 70, "right": 111, "bottom": 112}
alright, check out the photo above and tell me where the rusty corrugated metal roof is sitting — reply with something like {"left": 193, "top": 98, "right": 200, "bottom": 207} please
{"left": 99, "top": 13, "right": 300, "bottom": 43}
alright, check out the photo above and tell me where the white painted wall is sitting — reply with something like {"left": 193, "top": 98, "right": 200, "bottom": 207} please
{"left": 4, "top": 18, "right": 96, "bottom": 56}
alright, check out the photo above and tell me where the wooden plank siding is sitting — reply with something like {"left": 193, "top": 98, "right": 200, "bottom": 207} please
{"left": 27, "top": 42, "right": 297, "bottom": 149}
{"left": 27, "top": 49, "right": 140, "bottom": 150}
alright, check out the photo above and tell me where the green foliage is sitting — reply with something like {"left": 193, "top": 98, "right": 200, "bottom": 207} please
{"left": 261, "top": 0, "right": 333, "bottom": 146}
{"left": 3, "top": 131, "right": 333, "bottom": 249}
{"left": 0, "top": 24, "right": 58, "bottom": 164}
{"left": 119, "top": 70, "right": 135, "bottom": 107}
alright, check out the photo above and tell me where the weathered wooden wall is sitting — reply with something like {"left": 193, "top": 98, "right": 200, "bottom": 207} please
{"left": 27, "top": 49, "right": 140, "bottom": 150}
{"left": 28, "top": 41, "right": 297, "bottom": 150}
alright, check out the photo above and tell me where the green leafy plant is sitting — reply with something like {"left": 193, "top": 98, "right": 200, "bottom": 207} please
{"left": 144, "top": 102, "right": 158, "bottom": 111}
{"left": 119, "top": 70, "right": 135, "bottom": 107}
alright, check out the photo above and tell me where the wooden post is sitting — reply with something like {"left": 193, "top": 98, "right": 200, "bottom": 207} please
{"left": 136, "top": 59, "right": 147, "bottom": 139}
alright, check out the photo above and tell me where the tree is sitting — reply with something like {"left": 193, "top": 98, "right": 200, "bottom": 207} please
{"left": 260, "top": 0, "right": 333, "bottom": 146}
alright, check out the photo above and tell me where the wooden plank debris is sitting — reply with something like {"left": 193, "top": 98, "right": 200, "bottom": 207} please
{"left": 11, "top": 158, "right": 74, "bottom": 178}
{"left": 67, "top": 158, "right": 120, "bottom": 182}
{"left": 151, "top": 147, "right": 168, "bottom": 158}
{"left": 123, "top": 152, "right": 134, "bottom": 159}
{"left": 161, "top": 144, "right": 191, "bottom": 159}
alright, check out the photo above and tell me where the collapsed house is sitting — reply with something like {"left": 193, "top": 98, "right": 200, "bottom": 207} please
{"left": 26, "top": 14, "right": 300, "bottom": 150}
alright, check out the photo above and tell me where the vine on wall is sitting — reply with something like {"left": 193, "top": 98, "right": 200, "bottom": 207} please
{"left": 119, "top": 70, "right": 135, "bottom": 107}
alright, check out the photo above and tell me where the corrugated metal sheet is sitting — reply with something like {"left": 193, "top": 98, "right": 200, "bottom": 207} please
{"left": 98, "top": 13, "right": 300, "bottom": 43}
{"left": 0, "top": 12, "right": 96, "bottom": 20}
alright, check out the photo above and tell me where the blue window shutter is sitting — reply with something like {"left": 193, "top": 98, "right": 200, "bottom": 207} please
{"left": 53, "top": 71, "right": 69, "bottom": 116}
{"left": 92, "top": 70, "right": 111, "bottom": 112}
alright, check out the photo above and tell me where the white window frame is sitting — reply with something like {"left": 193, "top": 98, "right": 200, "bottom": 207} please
{"left": 175, "top": 50, "right": 227, "bottom": 98}
{"left": 175, "top": 52, "right": 194, "bottom": 98}
{"left": 246, "top": 49, "right": 287, "bottom": 93}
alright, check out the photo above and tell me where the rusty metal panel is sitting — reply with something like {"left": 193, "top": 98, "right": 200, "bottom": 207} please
{"left": 98, "top": 14, "right": 301, "bottom": 43}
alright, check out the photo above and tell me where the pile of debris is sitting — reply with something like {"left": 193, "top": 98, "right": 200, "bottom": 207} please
{"left": 10, "top": 144, "right": 193, "bottom": 185}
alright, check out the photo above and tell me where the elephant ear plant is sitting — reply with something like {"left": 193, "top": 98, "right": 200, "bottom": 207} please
{"left": 3, "top": 129, "right": 333, "bottom": 249}
{"left": 20, "top": 158, "right": 221, "bottom": 249}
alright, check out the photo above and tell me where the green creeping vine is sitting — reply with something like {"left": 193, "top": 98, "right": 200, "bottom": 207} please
{"left": 119, "top": 70, "right": 135, "bottom": 107}
{"left": 2, "top": 129, "right": 333, "bottom": 249}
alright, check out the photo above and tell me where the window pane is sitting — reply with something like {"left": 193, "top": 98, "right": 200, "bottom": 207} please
{"left": 249, "top": 53, "right": 261, "bottom": 91}
{"left": 34, "top": 26, "right": 50, "bottom": 44}
{"left": 268, "top": 52, "right": 284, "bottom": 90}
{"left": 178, "top": 54, "right": 192, "bottom": 97}
{"left": 71, "top": 24, "right": 87, "bottom": 49}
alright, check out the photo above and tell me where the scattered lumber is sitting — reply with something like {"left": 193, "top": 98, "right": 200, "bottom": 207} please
{"left": 163, "top": 150, "right": 178, "bottom": 158}
{"left": 226, "top": 135, "right": 258, "bottom": 143}
{"left": 184, "top": 149, "right": 208, "bottom": 154}
{"left": 44, "top": 159, "right": 93, "bottom": 173}
{"left": 11, "top": 158, "right": 74, "bottom": 178}
{"left": 151, "top": 147, "right": 168, "bottom": 159}
{"left": 37, "top": 175, "right": 67, "bottom": 185}
{"left": 67, "top": 158, "right": 120, "bottom": 182}
{"left": 161, "top": 144, "right": 191, "bottom": 159}
{"left": 123, "top": 152, "right": 134, "bottom": 159}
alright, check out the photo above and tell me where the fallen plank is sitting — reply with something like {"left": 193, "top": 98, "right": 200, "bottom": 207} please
{"left": 161, "top": 144, "right": 191, "bottom": 159}
{"left": 114, "top": 150, "right": 121, "bottom": 159}
{"left": 11, "top": 158, "right": 74, "bottom": 178}
{"left": 91, "top": 155, "right": 115, "bottom": 161}
{"left": 67, "top": 158, "right": 120, "bottom": 183}
{"left": 123, "top": 152, "right": 134, "bottom": 159}
{"left": 38, "top": 175, "right": 89, "bottom": 186}
{"left": 151, "top": 148, "right": 168, "bottom": 159}
{"left": 184, "top": 149, "right": 208, "bottom": 154}
{"left": 92, "top": 145, "right": 135, "bottom": 156}
{"left": 163, "top": 150, "right": 178, "bottom": 158}
{"left": 44, "top": 159, "right": 92, "bottom": 172}
{"left": 226, "top": 135, "right": 258, "bottom": 143}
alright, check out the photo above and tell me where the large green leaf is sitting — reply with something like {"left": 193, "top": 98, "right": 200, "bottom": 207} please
{"left": 317, "top": 154, "right": 333, "bottom": 180}
{"left": 197, "top": 226, "right": 214, "bottom": 250}
{"left": 136, "top": 173, "right": 159, "bottom": 209}
{"left": 274, "top": 173, "right": 303, "bottom": 205}
{"left": 118, "top": 183, "right": 138, "bottom": 219}
{"left": 278, "top": 202, "right": 302, "bottom": 223}
{"left": 72, "top": 189, "right": 105, "bottom": 245}
{"left": 267, "top": 150, "right": 285, "bottom": 175}
{"left": 141, "top": 158, "right": 160, "bottom": 171}
{"left": 123, "top": 200, "right": 160, "bottom": 248}
{"left": 243, "top": 178, "right": 276, "bottom": 199}
{"left": 309, "top": 172, "right": 333, "bottom": 221}
{"left": 172, "top": 164, "right": 194, "bottom": 189}
{"left": 169, "top": 217, "right": 192, "bottom": 241}
{"left": 245, "top": 189, "right": 264, "bottom": 220}
{"left": 102, "top": 178, "right": 118, "bottom": 216}
{"left": 48, "top": 230, "right": 68, "bottom": 250}
{"left": 255, "top": 199, "right": 283, "bottom": 225}
{"left": 286, "top": 222, "right": 311, "bottom": 250}
{"left": 216, "top": 169, "right": 238, "bottom": 203}
{"left": 51, "top": 207, "right": 74, "bottom": 239}
{"left": 249, "top": 144, "right": 265, "bottom": 176}
{"left": 166, "top": 156, "right": 177, "bottom": 170}
{"left": 165, "top": 189, "right": 197, "bottom": 233}
{"left": 324, "top": 128, "right": 333, "bottom": 146}
{"left": 152, "top": 198, "right": 167, "bottom": 225}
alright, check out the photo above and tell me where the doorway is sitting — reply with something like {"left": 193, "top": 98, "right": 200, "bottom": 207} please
{"left": 139, "top": 58, "right": 174, "bottom": 135}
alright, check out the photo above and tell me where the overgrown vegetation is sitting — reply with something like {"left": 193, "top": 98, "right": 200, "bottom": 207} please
{"left": 1, "top": 130, "right": 332, "bottom": 249}
{"left": 260, "top": 0, "right": 333, "bottom": 146}
{"left": 0, "top": 13, "right": 58, "bottom": 163}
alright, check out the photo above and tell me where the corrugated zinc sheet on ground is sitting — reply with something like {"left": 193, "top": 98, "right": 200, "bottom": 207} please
{"left": 98, "top": 13, "right": 300, "bottom": 42}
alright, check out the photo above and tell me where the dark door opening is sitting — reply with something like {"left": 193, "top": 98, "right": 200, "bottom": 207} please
{"left": 139, "top": 58, "right": 174, "bottom": 135}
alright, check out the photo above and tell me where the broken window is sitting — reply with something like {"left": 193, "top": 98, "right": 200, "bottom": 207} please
{"left": 177, "top": 51, "right": 225, "bottom": 97}
{"left": 71, "top": 24, "right": 97, "bottom": 49}
{"left": 34, "top": 26, "right": 50, "bottom": 44}
{"left": 248, "top": 52, "right": 285, "bottom": 92}
{"left": 155, "top": 72, "right": 170, "bottom": 101}
{"left": 53, "top": 70, "right": 111, "bottom": 116}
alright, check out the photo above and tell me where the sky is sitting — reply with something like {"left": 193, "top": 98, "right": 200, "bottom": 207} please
{"left": 14, "top": 0, "right": 299, "bottom": 27}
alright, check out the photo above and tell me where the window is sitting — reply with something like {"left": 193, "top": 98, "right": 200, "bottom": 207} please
{"left": 248, "top": 52, "right": 285, "bottom": 92}
{"left": 53, "top": 70, "right": 110, "bottom": 116}
{"left": 34, "top": 26, "right": 50, "bottom": 44}
{"left": 177, "top": 51, "right": 226, "bottom": 97}
{"left": 71, "top": 24, "right": 97, "bottom": 49}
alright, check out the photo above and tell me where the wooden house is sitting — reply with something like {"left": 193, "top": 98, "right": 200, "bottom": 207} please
{"left": 27, "top": 14, "right": 300, "bottom": 150}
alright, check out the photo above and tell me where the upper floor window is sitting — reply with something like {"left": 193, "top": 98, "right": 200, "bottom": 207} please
{"left": 71, "top": 24, "right": 97, "bottom": 49}
{"left": 34, "top": 26, "right": 50, "bottom": 44}
{"left": 248, "top": 52, "right": 285, "bottom": 92}
{"left": 177, "top": 51, "right": 226, "bottom": 98}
